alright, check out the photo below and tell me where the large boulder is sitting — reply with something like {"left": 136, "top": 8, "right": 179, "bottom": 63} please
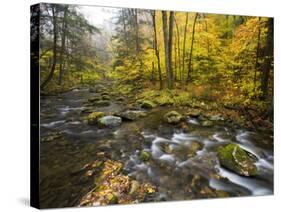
{"left": 163, "top": 111, "right": 183, "bottom": 124}
{"left": 98, "top": 116, "right": 122, "bottom": 127}
{"left": 87, "top": 111, "right": 105, "bottom": 125}
{"left": 217, "top": 144, "right": 257, "bottom": 176}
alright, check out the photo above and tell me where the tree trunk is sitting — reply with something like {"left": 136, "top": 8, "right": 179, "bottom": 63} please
{"left": 168, "top": 11, "right": 174, "bottom": 89}
{"left": 151, "top": 61, "right": 155, "bottom": 83}
{"left": 174, "top": 36, "right": 177, "bottom": 81}
{"left": 134, "top": 9, "right": 143, "bottom": 77}
{"left": 254, "top": 17, "right": 261, "bottom": 94}
{"left": 58, "top": 6, "right": 68, "bottom": 85}
{"left": 174, "top": 16, "right": 181, "bottom": 82}
{"left": 204, "top": 15, "right": 210, "bottom": 70}
{"left": 261, "top": 18, "right": 274, "bottom": 99}
{"left": 232, "top": 15, "right": 236, "bottom": 39}
{"left": 162, "top": 11, "right": 170, "bottom": 89}
{"left": 151, "top": 11, "right": 163, "bottom": 89}
{"left": 135, "top": 9, "right": 140, "bottom": 54}
{"left": 187, "top": 13, "right": 198, "bottom": 84}
{"left": 41, "top": 6, "right": 57, "bottom": 90}
{"left": 122, "top": 9, "right": 129, "bottom": 55}
{"left": 181, "top": 13, "right": 188, "bottom": 86}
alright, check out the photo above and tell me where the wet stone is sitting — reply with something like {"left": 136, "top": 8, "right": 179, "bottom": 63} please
{"left": 98, "top": 116, "right": 122, "bottom": 127}
{"left": 217, "top": 144, "right": 257, "bottom": 176}
{"left": 163, "top": 111, "right": 183, "bottom": 124}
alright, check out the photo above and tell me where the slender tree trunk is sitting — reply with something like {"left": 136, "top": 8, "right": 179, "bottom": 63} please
{"left": 134, "top": 9, "right": 143, "bottom": 77}
{"left": 261, "top": 18, "right": 274, "bottom": 99}
{"left": 174, "top": 36, "right": 177, "bottom": 81}
{"left": 151, "top": 11, "right": 163, "bottom": 89}
{"left": 58, "top": 6, "right": 68, "bottom": 85}
{"left": 168, "top": 11, "right": 174, "bottom": 89}
{"left": 162, "top": 11, "right": 171, "bottom": 89}
{"left": 204, "top": 16, "right": 210, "bottom": 70}
{"left": 122, "top": 9, "right": 129, "bottom": 55}
{"left": 174, "top": 16, "right": 181, "bottom": 82}
{"left": 186, "top": 13, "right": 198, "bottom": 84}
{"left": 41, "top": 6, "right": 57, "bottom": 90}
{"left": 254, "top": 17, "right": 261, "bottom": 94}
{"left": 181, "top": 13, "right": 188, "bottom": 86}
{"left": 232, "top": 15, "right": 236, "bottom": 39}
{"left": 135, "top": 9, "right": 140, "bottom": 54}
{"left": 151, "top": 61, "right": 155, "bottom": 84}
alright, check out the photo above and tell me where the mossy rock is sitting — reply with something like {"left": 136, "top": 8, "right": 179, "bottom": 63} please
{"left": 186, "top": 110, "right": 201, "bottom": 118}
{"left": 92, "top": 100, "right": 110, "bottom": 107}
{"left": 98, "top": 116, "right": 122, "bottom": 127}
{"left": 102, "top": 95, "right": 111, "bottom": 100}
{"left": 87, "top": 111, "right": 105, "bottom": 125}
{"left": 209, "top": 115, "right": 224, "bottom": 121}
{"left": 94, "top": 84, "right": 107, "bottom": 92}
{"left": 116, "top": 96, "right": 125, "bottom": 102}
{"left": 201, "top": 120, "right": 213, "bottom": 127}
{"left": 140, "top": 150, "right": 151, "bottom": 161}
{"left": 101, "top": 91, "right": 110, "bottom": 96}
{"left": 163, "top": 111, "right": 183, "bottom": 124}
{"left": 88, "top": 96, "right": 102, "bottom": 103}
{"left": 140, "top": 100, "right": 156, "bottom": 109}
{"left": 116, "top": 110, "right": 148, "bottom": 121}
{"left": 217, "top": 144, "right": 257, "bottom": 176}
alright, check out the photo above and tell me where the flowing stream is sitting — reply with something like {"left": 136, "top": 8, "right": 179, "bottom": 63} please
{"left": 39, "top": 87, "right": 273, "bottom": 208}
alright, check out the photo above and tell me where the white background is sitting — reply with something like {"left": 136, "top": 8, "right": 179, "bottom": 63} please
{"left": 0, "top": 0, "right": 280, "bottom": 211}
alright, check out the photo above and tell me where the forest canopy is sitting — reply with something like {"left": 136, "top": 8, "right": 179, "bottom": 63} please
{"left": 38, "top": 4, "right": 273, "bottom": 120}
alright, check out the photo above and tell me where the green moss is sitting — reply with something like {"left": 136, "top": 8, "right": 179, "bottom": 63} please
{"left": 140, "top": 100, "right": 156, "bottom": 109}
{"left": 217, "top": 144, "right": 257, "bottom": 176}
{"left": 173, "top": 93, "right": 192, "bottom": 106}
{"left": 107, "top": 193, "right": 118, "bottom": 204}
{"left": 92, "top": 100, "right": 110, "bottom": 107}
{"left": 140, "top": 150, "right": 151, "bottom": 161}
{"left": 163, "top": 111, "right": 183, "bottom": 124}
{"left": 87, "top": 111, "right": 105, "bottom": 125}
{"left": 155, "top": 95, "right": 174, "bottom": 106}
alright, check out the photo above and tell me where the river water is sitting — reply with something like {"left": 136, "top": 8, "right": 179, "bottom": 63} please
{"left": 39, "top": 88, "right": 274, "bottom": 208}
